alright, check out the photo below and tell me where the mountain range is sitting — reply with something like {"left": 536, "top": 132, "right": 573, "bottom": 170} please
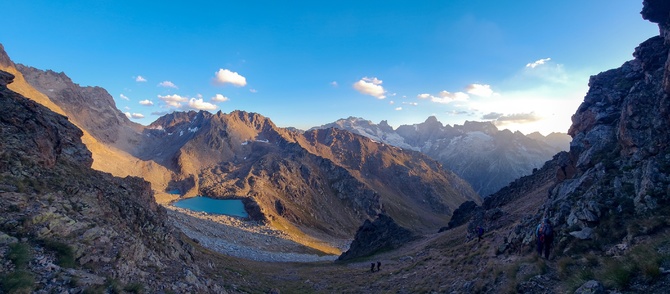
{"left": 1, "top": 1, "right": 669, "bottom": 292}
{"left": 1, "top": 47, "right": 480, "bottom": 253}
{"left": 313, "top": 116, "right": 571, "bottom": 197}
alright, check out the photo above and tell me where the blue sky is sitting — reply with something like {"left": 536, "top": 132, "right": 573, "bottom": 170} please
{"left": 2, "top": 1, "right": 658, "bottom": 135}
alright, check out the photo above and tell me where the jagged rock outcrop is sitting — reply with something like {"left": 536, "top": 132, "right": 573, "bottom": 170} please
{"left": 0, "top": 44, "right": 175, "bottom": 194}
{"left": 16, "top": 64, "right": 141, "bottom": 145}
{"left": 338, "top": 214, "right": 417, "bottom": 260}
{"left": 0, "top": 71, "right": 221, "bottom": 293}
{"left": 440, "top": 200, "right": 481, "bottom": 231}
{"left": 480, "top": 3, "right": 670, "bottom": 258}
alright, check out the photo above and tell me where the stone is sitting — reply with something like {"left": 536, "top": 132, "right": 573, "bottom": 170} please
{"left": 0, "top": 70, "right": 13, "bottom": 87}
{"left": 0, "top": 231, "right": 18, "bottom": 245}
{"left": 338, "top": 214, "right": 418, "bottom": 260}
{"left": 569, "top": 227, "right": 594, "bottom": 240}
{"left": 574, "top": 280, "right": 605, "bottom": 294}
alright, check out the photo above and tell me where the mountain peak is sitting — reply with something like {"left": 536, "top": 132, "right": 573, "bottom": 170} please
{"left": 424, "top": 115, "right": 441, "bottom": 125}
{"left": 461, "top": 120, "right": 498, "bottom": 134}
{"left": 0, "top": 44, "right": 13, "bottom": 68}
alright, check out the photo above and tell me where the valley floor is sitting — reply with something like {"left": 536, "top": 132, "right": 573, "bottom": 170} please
{"left": 163, "top": 204, "right": 345, "bottom": 263}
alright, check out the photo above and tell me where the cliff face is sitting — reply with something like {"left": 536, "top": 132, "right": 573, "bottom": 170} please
{"left": 16, "top": 64, "right": 142, "bottom": 146}
{"left": 0, "top": 72, "right": 221, "bottom": 293}
{"left": 479, "top": 2, "right": 670, "bottom": 255}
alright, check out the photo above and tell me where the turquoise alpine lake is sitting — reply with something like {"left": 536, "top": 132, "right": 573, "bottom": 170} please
{"left": 173, "top": 196, "right": 249, "bottom": 218}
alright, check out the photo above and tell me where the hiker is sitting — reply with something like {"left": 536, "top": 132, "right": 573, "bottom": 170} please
{"left": 477, "top": 226, "right": 484, "bottom": 242}
{"left": 377, "top": 261, "right": 381, "bottom": 271}
{"left": 370, "top": 262, "right": 375, "bottom": 272}
{"left": 536, "top": 218, "right": 554, "bottom": 259}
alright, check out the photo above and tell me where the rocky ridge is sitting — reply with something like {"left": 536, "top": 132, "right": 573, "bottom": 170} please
{"left": 437, "top": 2, "right": 670, "bottom": 291}
{"left": 313, "top": 116, "right": 571, "bottom": 197}
{"left": 0, "top": 71, "right": 223, "bottom": 293}
{"left": 142, "top": 110, "right": 480, "bottom": 251}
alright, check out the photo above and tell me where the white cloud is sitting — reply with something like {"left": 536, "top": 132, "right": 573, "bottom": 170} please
{"left": 123, "top": 106, "right": 130, "bottom": 110}
{"left": 139, "top": 99, "right": 154, "bottom": 106}
{"left": 482, "top": 112, "right": 541, "bottom": 126}
{"left": 389, "top": 101, "right": 395, "bottom": 105}
{"left": 213, "top": 69, "right": 247, "bottom": 86}
{"left": 135, "top": 76, "right": 147, "bottom": 82}
{"left": 481, "top": 112, "right": 504, "bottom": 120}
{"left": 436, "top": 91, "right": 469, "bottom": 103}
{"left": 158, "top": 94, "right": 219, "bottom": 111}
{"left": 402, "top": 102, "right": 418, "bottom": 106}
{"left": 418, "top": 91, "right": 469, "bottom": 104}
{"left": 448, "top": 110, "right": 471, "bottom": 115}
{"left": 353, "top": 77, "right": 386, "bottom": 99}
{"left": 249, "top": 88, "right": 257, "bottom": 93}
{"left": 395, "top": 107, "right": 403, "bottom": 111}
{"left": 158, "top": 81, "right": 178, "bottom": 89}
{"left": 465, "top": 84, "right": 494, "bottom": 97}
{"left": 526, "top": 58, "right": 551, "bottom": 69}
{"left": 211, "top": 94, "right": 229, "bottom": 102}
{"left": 126, "top": 112, "right": 145, "bottom": 119}
{"left": 188, "top": 98, "right": 217, "bottom": 111}
{"left": 158, "top": 94, "right": 188, "bottom": 108}
{"left": 330, "top": 81, "right": 338, "bottom": 87}
{"left": 119, "top": 94, "right": 129, "bottom": 101}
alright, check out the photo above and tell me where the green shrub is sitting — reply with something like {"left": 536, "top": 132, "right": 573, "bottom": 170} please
{"left": 8, "top": 243, "right": 31, "bottom": 269}
{"left": 601, "top": 259, "right": 636, "bottom": 289}
{"left": 1, "top": 270, "right": 35, "bottom": 293}
{"left": 83, "top": 284, "right": 106, "bottom": 294}
{"left": 105, "top": 278, "right": 122, "bottom": 294}
{"left": 40, "top": 239, "right": 76, "bottom": 268}
{"left": 124, "top": 282, "right": 145, "bottom": 293}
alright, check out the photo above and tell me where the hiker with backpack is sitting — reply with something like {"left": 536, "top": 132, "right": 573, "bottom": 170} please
{"left": 476, "top": 226, "right": 484, "bottom": 242}
{"left": 536, "top": 218, "right": 554, "bottom": 259}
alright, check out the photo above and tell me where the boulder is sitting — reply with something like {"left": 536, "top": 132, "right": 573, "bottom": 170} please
{"left": 338, "top": 214, "right": 417, "bottom": 260}
{"left": 574, "top": 280, "right": 605, "bottom": 294}
{"left": 569, "top": 227, "right": 594, "bottom": 240}
{"left": 0, "top": 70, "right": 13, "bottom": 87}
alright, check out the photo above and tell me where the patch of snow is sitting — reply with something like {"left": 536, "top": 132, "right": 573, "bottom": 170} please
{"left": 168, "top": 133, "right": 173, "bottom": 136}
{"left": 179, "top": 131, "right": 184, "bottom": 136}
{"left": 255, "top": 139, "right": 269, "bottom": 143}
{"left": 241, "top": 141, "right": 249, "bottom": 146}
{"left": 188, "top": 127, "right": 198, "bottom": 133}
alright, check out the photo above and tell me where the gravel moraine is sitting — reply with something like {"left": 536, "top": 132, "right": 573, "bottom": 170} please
{"left": 164, "top": 205, "right": 344, "bottom": 263}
